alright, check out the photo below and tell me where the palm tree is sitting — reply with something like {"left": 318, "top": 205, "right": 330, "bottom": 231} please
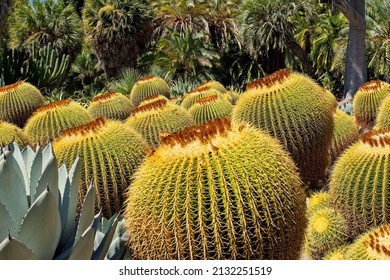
{"left": 239, "top": 0, "right": 315, "bottom": 77}
{"left": 82, "top": 0, "right": 153, "bottom": 78}
{"left": 7, "top": 0, "right": 83, "bottom": 61}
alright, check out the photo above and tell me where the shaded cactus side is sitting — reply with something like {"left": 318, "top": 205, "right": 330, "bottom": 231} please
{"left": 375, "top": 94, "right": 390, "bottom": 130}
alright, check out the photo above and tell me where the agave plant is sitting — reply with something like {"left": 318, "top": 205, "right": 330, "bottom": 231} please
{"left": 0, "top": 143, "right": 128, "bottom": 260}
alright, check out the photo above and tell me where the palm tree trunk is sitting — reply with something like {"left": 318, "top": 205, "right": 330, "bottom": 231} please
{"left": 285, "top": 34, "right": 316, "bottom": 79}
{"left": 334, "top": 0, "right": 367, "bottom": 101}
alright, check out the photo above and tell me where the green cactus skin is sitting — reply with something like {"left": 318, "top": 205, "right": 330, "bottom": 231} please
{"left": 188, "top": 95, "right": 233, "bottom": 125}
{"left": 329, "top": 130, "right": 390, "bottom": 237}
{"left": 307, "top": 191, "right": 332, "bottom": 217}
{"left": 353, "top": 80, "right": 390, "bottom": 130}
{"left": 305, "top": 207, "right": 349, "bottom": 260}
{"left": 329, "top": 109, "right": 360, "bottom": 163}
{"left": 125, "top": 99, "right": 195, "bottom": 148}
{"left": 125, "top": 118, "right": 307, "bottom": 260}
{"left": 325, "top": 90, "right": 338, "bottom": 109}
{"left": 375, "top": 94, "right": 390, "bottom": 130}
{"left": 0, "top": 121, "right": 31, "bottom": 148}
{"left": 322, "top": 245, "right": 349, "bottom": 260}
{"left": 232, "top": 68, "right": 335, "bottom": 186}
{"left": 0, "top": 81, "right": 45, "bottom": 127}
{"left": 87, "top": 92, "right": 134, "bottom": 121}
{"left": 24, "top": 99, "right": 93, "bottom": 146}
{"left": 129, "top": 75, "right": 170, "bottom": 107}
{"left": 345, "top": 224, "right": 390, "bottom": 260}
{"left": 198, "top": 80, "right": 227, "bottom": 93}
{"left": 53, "top": 117, "right": 147, "bottom": 219}
{"left": 180, "top": 86, "right": 224, "bottom": 110}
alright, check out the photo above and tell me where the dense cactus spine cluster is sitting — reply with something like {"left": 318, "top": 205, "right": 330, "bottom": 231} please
{"left": 87, "top": 92, "right": 133, "bottom": 121}
{"left": 53, "top": 117, "right": 147, "bottom": 218}
{"left": 198, "top": 80, "right": 227, "bottom": 93}
{"left": 353, "top": 80, "right": 390, "bottom": 130}
{"left": 188, "top": 95, "right": 233, "bottom": 125}
{"left": 307, "top": 191, "right": 332, "bottom": 216}
{"left": 375, "top": 94, "right": 390, "bottom": 130}
{"left": 232, "top": 68, "right": 334, "bottom": 185}
{"left": 129, "top": 75, "right": 170, "bottom": 107}
{"left": 125, "top": 99, "right": 195, "bottom": 147}
{"left": 0, "top": 121, "right": 31, "bottom": 148}
{"left": 125, "top": 118, "right": 307, "bottom": 260}
{"left": 24, "top": 99, "right": 93, "bottom": 146}
{"left": 329, "top": 130, "right": 390, "bottom": 236}
{"left": 180, "top": 86, "right": 223, "bottom": 110}
{"left": 0, "top": 81, "right": 44, "bottom": 127}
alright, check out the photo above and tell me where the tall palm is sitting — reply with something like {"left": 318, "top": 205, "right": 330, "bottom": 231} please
{"left": 82, "top": 0, "right": 153, "bottom": 78}
{"left": 7, "top": 0, "right": 83, "bottom": 61}
{"left": 239, "top": 0, "right": 315, "bottom": 77}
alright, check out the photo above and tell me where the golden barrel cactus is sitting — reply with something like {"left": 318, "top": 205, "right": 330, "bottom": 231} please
{"left": 87, "top": 92, "right": 134, "bottom": 121}
{"left": 375, "top": 94, "right": 390, "bottom": 130}
{"left": 125, "top": 118, "right": 307, "bottom": 260}
{"left": 180, "top": 86, "right": 224, "bottom": 110}
{"left": 129, "top": 75, "right": 170, "bottom": 107}
{"left": 188, "top": 95, "right": 233, "bottom": 125}
{"left": 0, "top": 121, "right": 31, "bottom": 148}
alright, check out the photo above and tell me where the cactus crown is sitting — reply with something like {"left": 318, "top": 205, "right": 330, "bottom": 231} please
{"left": 196, "top": 95, "right": 218, "bottom": 105}
{"left": 188, "top": 85, "right": 211, "bottom": 94}
{"left": 247, "top": 68, "right": 291, "bottom": 90}
{"left": 0, "top": 81, "right": 24, "bottom": 94}
{"left": 131, "top": 99, "right": 168, "bottom": 115}
{"left": 137, "top": 75, "right": 156, "bottom": 82}
{"left": 91, "top": 92, "right": 117, "bottom": 102}
{"left": 363, "top": 225, "right": 390, "bottom": 257}
{"left": 360, "top": 80, "right": 384, "bottom": 92}
{"left": 361, "top": 130, "right": 390, "bottom": 148}
{"left": 34, "top": 99, "right": 72, "bottom": 114}
{"left": 60, "top": 117, "right": 107, "bottom": 138}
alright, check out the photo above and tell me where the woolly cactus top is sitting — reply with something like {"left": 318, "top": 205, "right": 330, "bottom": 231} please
{"left": 131, "top": 99, "right": 168, "bottom": 115}
{"left": 247, "top": 68, "right": 292, "bottom": 90}
{"left": 0, "top": 81, "right": 24, "bottom": 94}
{"left": 59, "top": 117, "right": 108, "bottom": 138}
{"left": 34, "top": 99, "right": 72, "bottom": 114}
{"left": 195, "top": 95, "right": 218, "bottom": 105}
{"left": 198, "top": 80, "right": 227, "bottom": 93}
{"left": 360, "top": 130, "right": 390, "bottom": 148}
{"left": 139, "top": 94, "right": 169, "bottom": 106}
{"left": 91, "top": 92, "right": 117, "bottom": 102}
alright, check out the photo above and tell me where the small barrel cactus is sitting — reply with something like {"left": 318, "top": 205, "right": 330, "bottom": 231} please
{"left": 322, "top": 245, "right": 349, "bottom": 260}
{"left": 0, "top": 121, "right": 31, "bottom": 148}
{"left": 188, "top": 95, "right": 233, "bottom": 125}
{"left": 125, "top": 118, "right": 307, "bottom": 260}
{"left": 232, "top": 68, "right": 335, "bottom": 186}
{"left": 125, "top": 99, "right": 195, "bottom": 148}
{"left": 198, "top": 80, "right": 227, "bottom": 93}
{"left": 329, "top": 109, "right": 360, "bottom": 163}
{"left": 353, "top": 80, "right": 390, "bottom": 130}
{"left": 375, "top": 94, "right": 390, "bottom": 130}
{"left": 53, "top": 117, "right": 148, "bottom": 218}
{"left": 329, "top": 130, "right": 390, "bottom": 237}
{"left": 24, "top": 99, "right": 93, "bottom": 147}
{"left": 0, "top": 81, "right": 44, "bottom": 127}
{"left": 345, "top": 224, "right": 390, "bottom": 260}
{"left": 138, "top": 94, "right": 169, "bottom": 107}
{"left": 181, "top": 86, "right": 224, "bottom": 110}
{"left": 87, "top": 92, "right": 134, "bottom": 121}
{"left": 307, "top": 191, "right": 332, "bottom": 217}
{"left": 305, "top": 207, "right": 349, "bottom": 259}
{"left": 129, "top": 75, "right": 170, "bottom": 107}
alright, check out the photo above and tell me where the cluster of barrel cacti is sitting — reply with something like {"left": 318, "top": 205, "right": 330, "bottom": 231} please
{"left": 1, "top": 69, "right": 389, "bottom": 260}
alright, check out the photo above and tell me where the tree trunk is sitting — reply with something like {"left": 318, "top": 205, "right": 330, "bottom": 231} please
{"left": 0, "top": 0, "right": 12, "bottom": 42}
{"left": 334, "top": 0, "right": 367, "bottom": 101}
{"left": 286, "top": 33, "right": 316, "bottom": 79}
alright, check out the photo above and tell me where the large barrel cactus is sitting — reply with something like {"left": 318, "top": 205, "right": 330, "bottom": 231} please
{"left": 353, "top": 80, "right": 390, "bottom": 130}
{"left": 181, "top": 86, "right": 224, "bottom": 110}
{"left": 329, "top": 109, "right": 359, "bottom": 163}
{"left": 87, "top": 92, "right": 134, "bottom": 121}
{"left": 53, "top": 117, "right": 147, "bottom": 218}
{"left": 125, "top": 118, "right": 307, "bottom": 260}
{"left": 24, "top": 99, "right": 93, "bottom": 146}
{"left": 129, "top": 75, "right": 170, "bottom": 107}
{"left": 375, "top": 94, "right": 390, "bottom": 130}
{"left": 329, "top": 130, "right": 390, "bottom": 236}
{"left": 232, "top": 68, "right": 334, "bottom": 185}
{"left": 345, "top": 224, "right": 390, "bottom": 260}
{"left": 188, "top": 95, "right": 233, "bottom": 125}
{"left": 125, "top": 99, "right": 195, "bottom": 148}
{"left": 0, "top": 121, "right": 31, "bottom": 148}
{"left": 0, "top": 81, "right": 44, "bottom": 127}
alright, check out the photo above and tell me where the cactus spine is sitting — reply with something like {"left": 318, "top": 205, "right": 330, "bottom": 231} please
{"left": 0, "top": 81, "right": 44, "bottom": 127}
{"left": 0, "top": 121, "right": 31, "bottom": 148}
{"left": 188, "top": 95, "right": 233, "bottom": 125}
{"left": 329, "top": 130, "right": 390, "bottom": 236}
{"left": 24, "top": 99, "right": 93, "bottom": 146}
{"left": 53, "top": 117, "right": 147, "bottom": 218}
{"left": 129, "top": 75, "right": 170, "bottom": 107}
{"left": 181, "top": 86, "right": 224, "bottom": 110}
{"left": 125, "top": 118, "right": 307, "bottom": 260}
{"left": 375, "top": 94, "right": 390, "bottom": 130}
{"left": 87, "top": 92, "right": 134, "bottom": 121}
{"left": 307, "top": 191, "right": 332, "bottom": 217}
{"left": 198, "top": 80, "right": 227, "bottom": 93}
{"left": 232, "top": 68, "right": 334, "bottom": 185}
{"left": 125, "top": 99, "right": 195, "bottom": 148}
{"left": 353, "top": 80, "right": 390, "bottom": 130}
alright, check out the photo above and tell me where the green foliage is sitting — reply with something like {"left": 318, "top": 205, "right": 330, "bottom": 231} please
{"left": 125, "top": 119, "right": 307, "bottom": 259}
{"left": 125, "top": 99, "right": 195, "bottom": 148}
{"left": 352, "top": 80, "right": 390, "bottom": 130}
{"left": 109, "top": 68, "right": 143, "bottom": 96}
{"left": 87, "top": 92, "right": 134, "bottom": 121}
{"left": 24, "top": 99, "right": 93, "bottom": 146}
{"left": 305, "top": 207, "right": 349, "bottom": 260}
{"left": 329, "top": 130, "right": 390, "bottom": 237}
{"left": 53, "top": 118, "right": 147, "bottom": 219}
{"left": 129, "top": 75, "right": 170, "bottom": 107}
{"left": 0, "top": 121, "right": 31, "bottom": 148}
{"left": 0, "top": 143, "right": 128, "bottom": 260}
{"left": 345, "top": 224, "right": 390, "bottom": 260}
{"left": 0, "top": 81, "right": 45, "bottom": 127}
{"left": 232, "top": 69, "right": 335, "bottom": 185}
